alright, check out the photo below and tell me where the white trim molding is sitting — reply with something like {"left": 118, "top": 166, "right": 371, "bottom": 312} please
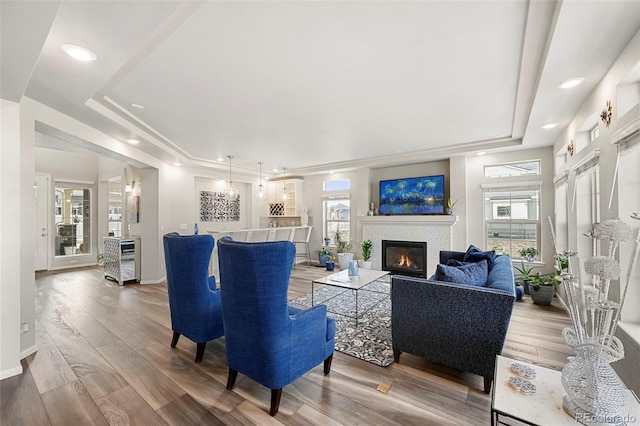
{"left": 357, "top": 215, "right": 458, "bottom": 226}
{"left": 611, "top": 104, "right": 640, "bottom": 145}
{"left": 553, "top": 170, "right": 569, "bottom": 186}
{"left": 571, "top": 148, "right": 600, "bottom": 175}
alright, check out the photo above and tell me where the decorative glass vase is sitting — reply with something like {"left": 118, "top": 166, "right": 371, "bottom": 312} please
{"left": 300, "top": 213, "right": 309, "bottom": 226}
{"left": 561, "top": 329, "right": 627, "bottom": 423}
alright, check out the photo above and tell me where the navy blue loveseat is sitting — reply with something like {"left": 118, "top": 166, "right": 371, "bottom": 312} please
{"left": 391, "top": 249, "right": 516, "bottom": 393}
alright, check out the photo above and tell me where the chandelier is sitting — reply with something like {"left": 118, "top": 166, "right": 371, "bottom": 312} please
{"left": 224, "top": 155, "right": 239, "bottom": 201}
{"left": 281, "top": 167, "right": 288, "bottom": 201}
{"left": 257, "top": 162, "right": 265, "bottom": 201}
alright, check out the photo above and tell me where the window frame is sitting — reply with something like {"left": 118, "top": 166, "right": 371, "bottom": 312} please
{"left": 484, "top": 160, "right": 541, "bottom": 179}
{"left": 483, "top": 182, "right": 542, "bottom": 259}
{"left": 322, "top": 179, "right": 351, "bottom": 246}
{"left": 54, "top": 181, "right": 93, "bottom": 257}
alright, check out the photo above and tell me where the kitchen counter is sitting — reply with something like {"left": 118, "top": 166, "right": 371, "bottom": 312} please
{"left": 207, "top": 225, "right": 311, "bottom": 243}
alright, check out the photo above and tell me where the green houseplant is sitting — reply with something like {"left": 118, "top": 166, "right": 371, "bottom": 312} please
{"left": 358, "top": 240, "right": 373, "bottom": 269}
{"left": 529, "top": 274, "right": 560, "bottom": 306}
{"left": 512, "top": 261, "right": 540, "bottom": 295}
{"left": 518, "top": 247, "right": 538, "bottom": 262}
{"left": 316, "top": 247, "right": 331, "bottom": 267}
{"left": 336, "top": 240, "right": 353, "bottom": 271}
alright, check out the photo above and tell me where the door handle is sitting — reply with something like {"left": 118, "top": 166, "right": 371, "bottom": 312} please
{"left": 41, "top": 233, "right": 47, "bottom": 236}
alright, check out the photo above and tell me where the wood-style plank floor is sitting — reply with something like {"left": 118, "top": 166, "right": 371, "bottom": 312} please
{"left": 1, "top": 264, "right": 572, "bottom": 425}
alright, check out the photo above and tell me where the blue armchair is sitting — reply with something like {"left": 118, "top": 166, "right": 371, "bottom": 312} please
{"left": 217, "top": 237, "right": 335, "bottom": 416}
{"left": 163, "top": 232, "right": 224, "bottom": 363}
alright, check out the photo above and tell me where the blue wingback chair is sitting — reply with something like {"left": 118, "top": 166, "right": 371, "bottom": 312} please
{"left": 217, "top": 237, "right": 335, "bottom": 416}
{"left": 163, "top": 232, "right": 224, "bottom": 363}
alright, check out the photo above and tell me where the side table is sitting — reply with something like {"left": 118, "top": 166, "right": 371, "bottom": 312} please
{"left": 491, "top": 355, "right": 639, "bottom": 425}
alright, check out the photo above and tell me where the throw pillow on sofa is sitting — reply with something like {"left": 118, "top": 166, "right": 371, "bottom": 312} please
{"left": 463, "top": 244, "right": 497, "bottom": 269}
{"left": 447, "top": 259, "right": 471, "bottom": 267}
{"left": 436, "top": 259, "right": 488, "bottom": 287}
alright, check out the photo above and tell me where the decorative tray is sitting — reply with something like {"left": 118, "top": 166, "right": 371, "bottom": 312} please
{"left": 510, "top": 362, "right": 537, "bottom": 379}
{"left": 508, "top": 376, "right": 537, "bottom": 394}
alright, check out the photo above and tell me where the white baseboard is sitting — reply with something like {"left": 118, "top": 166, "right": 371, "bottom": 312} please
{"left": 140, "top": 277, "right": 166, "bottom": 285}
{"left": 0, "top": 364, "right": 23, "bottom": 380}
{"left": 21, "top": 345, "right": 37, "bottom": 359}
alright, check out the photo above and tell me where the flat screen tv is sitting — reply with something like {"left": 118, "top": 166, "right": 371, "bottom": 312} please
{"left": 379, "top": 175, "right": 445, "bottom": 215}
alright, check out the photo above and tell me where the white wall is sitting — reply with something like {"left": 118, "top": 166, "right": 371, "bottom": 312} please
{"left": 0, "top": 99, "right": 23, "bottom": 379}
{"left": 19, "top": 100, "right": 37, "bottom": 362}
{"left": 552, "top": 29, "right": 640, "bottom": 393}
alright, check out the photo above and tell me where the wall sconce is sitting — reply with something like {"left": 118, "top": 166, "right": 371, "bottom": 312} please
{"left": 125, "top": 180, "right": 135, "bottom": 193}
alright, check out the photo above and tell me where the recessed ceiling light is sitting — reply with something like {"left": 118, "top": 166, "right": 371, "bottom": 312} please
{"left": 477, "top": 152, "right": 486, "bottom": 156}
{"left": 217, "top": 157, "right": 225, "bottom": 162}
{"left": 129, "top": 103, "right": 144, "bottom": 109}
{"left": 173, "top": 162, "right": 181, "bottom": 167}
{"left": 558, "top": 77, "right": 585, "bottom": 89}
{"left": 273, "top": 168, "right": 279, "bottom": 172}
{"left": 126, "top": 138, "right": 140, "bottom": 145}
{"left": 542, "top": 123, "right": 558, "bottom": 129}
{"left": 61, "top": 44, "right": 97, "bottom": 62}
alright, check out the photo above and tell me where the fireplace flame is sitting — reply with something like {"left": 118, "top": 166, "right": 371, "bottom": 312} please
{"left": 398, "top": 255, "right": 412, "bottom": 267}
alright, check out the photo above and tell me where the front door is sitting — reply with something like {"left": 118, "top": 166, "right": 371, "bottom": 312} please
{"left": 34, "top": 173, "right": 50, "bottom": 271}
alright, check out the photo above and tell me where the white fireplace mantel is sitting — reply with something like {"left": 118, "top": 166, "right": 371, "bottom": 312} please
{"left": 358, "top": 215, "right": 458, "bottom": 273}
{"left": 357, "top": 215, "right": 458, "bottom": 226}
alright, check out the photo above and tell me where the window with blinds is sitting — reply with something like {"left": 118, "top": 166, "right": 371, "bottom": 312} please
{"left": 323, "top": 179, "right": 351, "bottom": 244}
{"left": 483, "top": 183, "right": 541, "bottom": 258}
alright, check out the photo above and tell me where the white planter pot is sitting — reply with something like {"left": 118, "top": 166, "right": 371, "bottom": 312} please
{"left": 358, "top": 260, "right": 372, "bottom": 269}
{"left": 337, "top": 253, "right": 354, "bottom": 270}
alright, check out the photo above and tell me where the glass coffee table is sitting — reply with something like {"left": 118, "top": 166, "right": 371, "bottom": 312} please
{"left": 311, "top": 269, "right": 390, "bottom": 326}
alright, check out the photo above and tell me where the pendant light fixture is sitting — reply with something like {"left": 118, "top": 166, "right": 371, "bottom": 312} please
{"left": 281, "top": 167, "right": 288, "bottom": 201}
{"left": 257, "top": 162, "right": 266, "bottom": 201}
{"left": 225, "top": 155, "right": 239, "bottom": 201}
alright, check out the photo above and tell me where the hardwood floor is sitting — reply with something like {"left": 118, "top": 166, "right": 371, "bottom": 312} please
{"left": 1, "top": 265, "right": 572, "bottom": 425}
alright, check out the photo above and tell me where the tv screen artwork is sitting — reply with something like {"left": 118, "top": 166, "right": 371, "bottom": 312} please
{"left": 379, "top": 175, "right": 445, "bottom": 215}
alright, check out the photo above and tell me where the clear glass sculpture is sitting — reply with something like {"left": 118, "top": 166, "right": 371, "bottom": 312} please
{"left": 559, "top": 216, "right": 640, "bottom": 423}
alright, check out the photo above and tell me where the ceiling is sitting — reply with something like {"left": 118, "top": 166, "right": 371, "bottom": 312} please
{"left": 2, "top": 1, "right": 639, "bottom": 177}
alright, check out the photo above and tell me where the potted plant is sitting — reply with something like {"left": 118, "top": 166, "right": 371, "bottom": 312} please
{"left": 512, "top": 261, "right": 540, "bottom": 295}
{"left": 518, "top": 247, "right": 538, "bottom": 262}
{"left": 316, "top": 247, "right": 331, "bottom": 267}
{"left": 336, "top": 240, "right": 353, "bottom": 270}
{"left": 529, "top": 274, "right": 560, "bottom": 306}
{"left": 447, "top": 198, "right": 458, "bottom": 215}
{"left": 325, "top": 254, "right": 336, "bottom": 271}
{"left": 358, "top": 239, "right": 373, "bottom": 269}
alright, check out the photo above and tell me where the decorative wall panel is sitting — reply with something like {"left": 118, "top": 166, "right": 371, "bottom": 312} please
{"left": 200, "top": 191, "right": 240, "bottom": 222}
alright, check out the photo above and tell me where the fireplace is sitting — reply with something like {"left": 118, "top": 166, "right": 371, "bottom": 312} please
{"left": 382, "top": 240, "right": 427, "bottom": 278}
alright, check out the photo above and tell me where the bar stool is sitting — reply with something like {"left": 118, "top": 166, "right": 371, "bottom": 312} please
{"left": 292, "top": 226, "right": 313, "bottom": 267}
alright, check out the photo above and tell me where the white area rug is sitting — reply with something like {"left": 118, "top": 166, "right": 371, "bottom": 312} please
{"left": 289, "top": 281, "right": 394, "bottom": 367}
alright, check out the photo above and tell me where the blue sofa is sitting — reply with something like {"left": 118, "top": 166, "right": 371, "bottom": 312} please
{"left": 391, "top": 250, "right": 516, "bottom": 393}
